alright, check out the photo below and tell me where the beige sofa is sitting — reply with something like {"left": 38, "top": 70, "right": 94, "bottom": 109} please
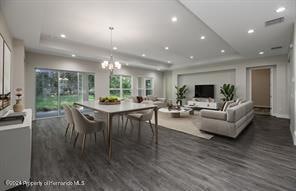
{"left": 200, "top": 101, "right": 254, "bottom": 138}
{"left": 131, "top": 96, "right": 167, "bottom": 108}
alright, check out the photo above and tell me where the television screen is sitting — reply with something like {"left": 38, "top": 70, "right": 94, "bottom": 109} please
{"left": 195, "top": 85, "right": 214, "bottom": 98}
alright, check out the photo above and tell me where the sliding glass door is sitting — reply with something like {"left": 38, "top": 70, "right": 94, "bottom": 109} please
{"left": 35, "top": 69, "right": 94, "bottom": 119}
{"left": 35, "top": 69, "right": 59, "bottom": 118}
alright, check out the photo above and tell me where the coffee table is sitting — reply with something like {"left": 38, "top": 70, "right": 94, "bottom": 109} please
{"left": 159, "top": 107, "right": 193, "bottom": 118}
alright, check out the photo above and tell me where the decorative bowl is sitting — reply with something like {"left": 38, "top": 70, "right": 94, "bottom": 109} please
{"left": 99, "top": 101, "right": 121, "bottom": 105}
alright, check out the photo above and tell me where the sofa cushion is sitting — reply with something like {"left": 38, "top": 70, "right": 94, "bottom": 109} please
{"left": 200, "top": 110, "right": 227, "bottom": 120}
{"left": 147, "top": 95, "right": 158, "bottom": 101}
{"left": 227, "top": 101, "right": 253, "bottom": 122}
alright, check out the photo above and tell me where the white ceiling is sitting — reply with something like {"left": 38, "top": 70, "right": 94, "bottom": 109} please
{"left": 1, "top": 0, "right": 295, "bottom": 70}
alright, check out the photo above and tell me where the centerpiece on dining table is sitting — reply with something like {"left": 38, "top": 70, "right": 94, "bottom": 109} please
{"left": 98, "top": 96, "right": 121, "bottom": 105}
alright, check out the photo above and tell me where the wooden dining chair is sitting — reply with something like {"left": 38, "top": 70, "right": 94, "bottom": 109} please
{"left": 71, "top": 108, "right": 106, "bottom": 154}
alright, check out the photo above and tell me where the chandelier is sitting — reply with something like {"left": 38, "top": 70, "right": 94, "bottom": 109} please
{"left": 101, "top": 26, "right": 121, "bottom": 73}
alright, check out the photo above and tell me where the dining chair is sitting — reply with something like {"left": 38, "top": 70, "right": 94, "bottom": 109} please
{"left": 94, "top": 111, "right": 124, "bottom": 135}
{"left": 63, "top": 105, "right": 75, "bottom": 142}
{"left": 124, "top": 108, "right": 154, "bottom": 135}
{"left": 71, "top": 108, "right": 106, "bottom": 154}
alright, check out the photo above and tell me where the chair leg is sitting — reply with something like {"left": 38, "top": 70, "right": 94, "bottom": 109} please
{"left": 124, "top": 118, "right": 129, "bottom": 133}
{"left": 121, "top": 114, "right": 124, "bottom": 130}
{"left": 102, "top": 130, "right": 107, "bottom": 153}
{"left": 81, "top": 134, "right": 86, "bottom": 155}
{"left": 149, "top": 120, "right": 154, "bottom": 136}
{"left": 130, "top": 119, "right": 135, "bottom": 134}
{"left": 73, "top": 132, "right": 79, "bottom": 148}
{"left": 138, "top": 120, "right": 141, "bottom": 137}
{"left": 94, "top": 133, "right": 97, "bottom": 143}
{"left": 69, "top": 124, "right": 74, "bottom": 143}
{"left": 117, "top": 116, "right": 120, "bottom": 134}
{"left": 65, "top": 123, "right": 70, "bottom": 138}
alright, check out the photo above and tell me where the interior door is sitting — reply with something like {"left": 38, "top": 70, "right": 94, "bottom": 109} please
{"left": 251, "top": 68, "right": 271, "bottom": 114}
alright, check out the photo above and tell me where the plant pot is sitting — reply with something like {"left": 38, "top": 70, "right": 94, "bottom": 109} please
{"left": 176, "top": 99, "right": 183, "bottom": 106}
{"left": 13, "top": 99, "right": 24, "bottom": 112}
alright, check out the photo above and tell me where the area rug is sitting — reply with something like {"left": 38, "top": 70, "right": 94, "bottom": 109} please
{"left": 151, "top": 111, "right": 214, "bottom": 140}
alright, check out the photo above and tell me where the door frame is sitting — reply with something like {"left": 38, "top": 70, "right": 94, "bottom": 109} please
{"left": 247, "top": 66, "right": 274, "bottom": 116}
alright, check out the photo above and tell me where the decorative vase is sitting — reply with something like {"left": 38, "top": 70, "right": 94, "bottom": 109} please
{"left": 13, "top": 99, "right": 24, "bottom": 112}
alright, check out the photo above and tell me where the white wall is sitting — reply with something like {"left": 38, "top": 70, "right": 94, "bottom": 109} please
{"left": 288, "top": 24, "right": 296, "bottom": 145}
{"left": 163, "top": 71, "right": 173, "bottom": 98}
{"left": 168, "top": 55, "right": 289, "bottom": 119}
{"left": 11, "top": 39, "right": 25, "bottom": 103}
{"left": 25, "top": 52, "right": 164, "bottom": 119}
{"left": 178, "top": 69, "right": 235, "bottom": 101}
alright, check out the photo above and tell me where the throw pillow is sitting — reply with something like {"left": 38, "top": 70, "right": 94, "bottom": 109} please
{"left": 220, "top": 102, "right": 226, "bottom": 111}
{"left": 136, "top": 96, "right": 143, "bottom": 103}
{"left": 222, "top": 101, "right": 234, "bottom": 111}
{"left": 239, "top": 99, "right": 246, "bottom": 104}
{"left": 228, "top": 102, "right": 239, "bottom": 108}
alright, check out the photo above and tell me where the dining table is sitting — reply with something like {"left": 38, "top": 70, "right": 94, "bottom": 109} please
{"left": 74, "top": 101, "right": 158, "bottom": 161}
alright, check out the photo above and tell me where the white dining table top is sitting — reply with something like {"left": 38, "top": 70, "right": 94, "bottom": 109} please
{"left": 75, "top": 101, "right": 157, "bottom": 114}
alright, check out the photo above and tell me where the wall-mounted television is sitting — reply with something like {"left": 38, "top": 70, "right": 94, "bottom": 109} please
{"left": 194, "top": 85, "right": 214, "bottom": 98}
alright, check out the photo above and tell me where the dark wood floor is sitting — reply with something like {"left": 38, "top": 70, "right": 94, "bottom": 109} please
{"left": 26, "top": 115, "right": 296, "bottom": 191}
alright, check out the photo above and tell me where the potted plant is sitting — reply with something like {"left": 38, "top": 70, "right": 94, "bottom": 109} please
{"left": 175, "top": 85, "right": 188, "bottom": 106}
{"left": 220, "top": 84, "right": 235, "bottom": 101}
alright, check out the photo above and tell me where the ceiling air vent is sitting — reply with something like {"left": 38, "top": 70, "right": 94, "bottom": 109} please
{"left": 265, "top": 17, "right": 284, "bottom": 26}
{"left": 271, "top": 46, "right": 282, "bottom": 50}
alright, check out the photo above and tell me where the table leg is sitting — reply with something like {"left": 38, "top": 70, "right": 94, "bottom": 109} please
{"left": 107, "top": 113, "right": 113, "bottom": 160}
{"left": 154, "top": 108, "right": 158, "bottom": 144}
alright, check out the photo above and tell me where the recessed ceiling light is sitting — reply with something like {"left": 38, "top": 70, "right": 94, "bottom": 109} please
{"left": 171, "top": 16, "right": 178, "bottom": 22}
{"left": 142, "top": 54, "right": 146, "bottom": 57}
{"left": 221, "top": 49, "right": 225, "bottom": 53}
{"left": 190, "top": 56, "right": 194, "bottom": 59}
{"left": 60, "top": 34, "right": 66, "bottom": 38}
{"left": 71, "top": 54, "right": 76, "bottom": 57}
{"left": 167, "top": 61, "right": 171, "bottom": 63}
{"left": 259, "top": 51, "right": 264, "bottom": 55}
{"left": 113, "top": 46, "right": 117, "bottom": 50}
{"left": 276, "top": 7, "right": 286, "bottom": 13}
{"left": 125, "top": 63, "right": 129, "bottom": 66}
{"left": 164, "top": 46, "right": 169, "bottom": 50}
{"left": 248, "top": 29, "right": 255, "bottom": 34}
{"left": 200, "top": 36, "right": 205, "bottom": 40}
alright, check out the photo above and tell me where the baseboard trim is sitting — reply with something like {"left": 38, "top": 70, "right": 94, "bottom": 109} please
{"left": 272, "top": 113, "right": 290, "bottom": 119}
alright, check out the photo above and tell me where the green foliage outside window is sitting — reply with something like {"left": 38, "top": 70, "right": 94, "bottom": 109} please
{"left": 109, "top": 75, "right": 132, "bottom": 98}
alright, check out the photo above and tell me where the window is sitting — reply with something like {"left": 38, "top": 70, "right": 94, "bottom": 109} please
{"left": 137, "top": 77, "right": 153, "bottom": 96}
{"left": 109, "top": 75, "right": 132, "bottom": 98}
{"left": 145, "top": 78, "right": 153, "bottom": 96}
{"left": 35, "top": 68, "right": 95, "bottom": 119}
{"left": 88, "top": 75, "right": 95, "bottom": 101}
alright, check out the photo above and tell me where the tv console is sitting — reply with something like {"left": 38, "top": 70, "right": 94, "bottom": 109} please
{"left": 186, "top": 100, "right": 218, "bottom": 110}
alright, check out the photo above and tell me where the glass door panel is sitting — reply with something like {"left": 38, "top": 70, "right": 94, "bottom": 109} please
{"left": 36, "top": 69, "right": 94, "bottom": 119}
{"left": 88, "top": 74, "right": 95, "bottom": 101}
{"left": 59, "top": 71, "right": 82, "bottom": 115}
{"left": 35, "top": 69, "right": 59, "bottom": 118}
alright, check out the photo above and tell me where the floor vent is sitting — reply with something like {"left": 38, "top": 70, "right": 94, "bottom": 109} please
{"left": 265, "top": 17, "right": 284, "bottom": 26}
{"left": 271, "top": 46, "right": 282, "bottom": 50}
